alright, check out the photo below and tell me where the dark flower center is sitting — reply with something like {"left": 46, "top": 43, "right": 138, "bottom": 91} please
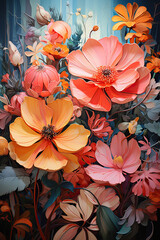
{"left": 54, "top": 47, "right": 61, "bottom": 52}
{"left": 102, "top": 69, "right": 112, "bottom": 77}
{"left": 41, "top": 124, "right": 57, "bottom": 140}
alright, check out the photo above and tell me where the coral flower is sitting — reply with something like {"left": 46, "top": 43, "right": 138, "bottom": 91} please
{"left": 43, "top": 43, "right": 69, "bottom": 60}
{"left": 131, "top": 167, "right": 160, "bottom": 197}
{"left": 112, "top": 3, "right": 153, "bottom": 33}
{"left": 9, "top": 97, "right": 90, "bottom": 171}
{"left": 85, "top": 132, "right": 141, "bottom": 185}
{"left": 45, "top": 19, "right": 71, "bottom": 44}
{"left": 23, "top": 65, "right": 60, "bottom": 98}
{"left": 146, "top": 55, "right": 160, "bottom": 73}
{"left": 67, "top": 36, "right": 150, "bottom": 111}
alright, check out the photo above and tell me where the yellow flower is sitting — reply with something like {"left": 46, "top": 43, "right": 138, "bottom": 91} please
{"left": 25, "top": 41, "right": 43, "bottom": 64}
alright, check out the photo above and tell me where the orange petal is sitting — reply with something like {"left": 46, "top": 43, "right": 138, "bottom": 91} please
{"left": 112, "top": 15, "right": 126, "bottom": 22}
{"left": 127, "top": 3, "right": 133, "bottom": 19}
{"left": 62, "top": 153, "right": 80, "bottom": 173}
{"left": 8, "top": 140, "right": 47, "bottom": 169}
{"left": 21, "top": 96, "right": 53, "bottom": 132}
{"left": 114, "top": 4, "right": 129, "bottom": 20}
{"left": 134, "top": 6, "right": 147, "bottom": 19}
{"left": 47, "top": 98, "right": 73, "bottom": 131}
{"left": 53, "top": 124, "right": 90, "bottom": 153}
{"left": 10, "top": 117, "right": 41, "bottom": 146}
{"left": 112, "top": 22, "right": 127, "bottom": 31}
{"left": 0, "top": 137, "right": 8, "bottom": 156}
{"left": 34, "top": 142, "right": 68, "bottom": 171}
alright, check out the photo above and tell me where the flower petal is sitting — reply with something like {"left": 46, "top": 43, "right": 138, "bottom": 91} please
{"left": 53, "top": 124, "right": 90, "bottom": 153}
{"left": 114, "top": 4, "right": 129, "bottom": 20}
{"left": 21, "top": 96, "right": 53, "bottom": 132}
{"left": 110, "top": 132, "right": 127, "bottom": 157}
{"left": 75, "top": 229, "right": 86, "bottom": 240}
{"left": 116, "top": 43, "right": 144, "bottom": 70}
{"left": 53, "top": 224, "right": 79, "bottom": 240}
{"left": 98, "top": 36, "right": 123, "bottom": 66}
{"left": 82, "top": 38, "right": 106, "bottom": 68}
{"left": 34, "top": 142, "right": 68, "bottom": 171}
{"left": 85, "top": 165, "right": 125, "bottom": 185}
{"left": 70, "top": 79, "right": 111, "bottom": 111}
{"left": 47, "top": 98, "right": 73, "bottom": 131}
{"left": 8, "top": 140, "right": 47, "bottom": 169}
{"left": 60, "top": 202, "right": 82, "bottom": 221}
{"left": 95, "top": 140, "right": 113, "bottom": 167}
{"left": 62, "top": 153, "right": 80, "bottom": 173}
{"left": 10, "top": 117, "right": 41, "bottom": 147}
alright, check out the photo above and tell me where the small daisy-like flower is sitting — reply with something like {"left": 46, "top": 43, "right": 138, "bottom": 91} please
{"left": 25, "top": 41, "right": 43, "bottom": 64}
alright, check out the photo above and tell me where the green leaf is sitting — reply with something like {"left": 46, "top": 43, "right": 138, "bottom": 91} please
{"left": 96, "top": 205, "right": 120, "bottom": 240}
{"left": 0, "top": 166, "right": 30, "bottom": 196}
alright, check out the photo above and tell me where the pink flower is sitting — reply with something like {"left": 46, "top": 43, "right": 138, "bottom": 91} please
{"left": 44, "top": 19, "right": 71, "bottom": 44}
{"left": 23, "top": 65, "right": 60, "bottom": 98}
{"left": 85, "top": 132, "right": 141, "bottom": 185}
{"left": 0, "top": 109, "right": 12, "bottom": 130}
{"left": 67, "top": 36, "right": 150, "bottom": 111}
{"left": 8, "top": 41, "right": 23, "bottom": 66}
{"left": 131, "top": 167, "right": 160, "bottom": 196}
{"left": 4, "top": 92, "right": 27, "bottom": 116}
{"left": 138, "top": 136, "right": 151, "bottom": 155}
{"left": 86, "top": 111, "right": 113, "bottom": 138}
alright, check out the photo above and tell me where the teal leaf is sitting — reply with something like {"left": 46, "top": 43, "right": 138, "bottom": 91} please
{"left": 44, "top": 186, "right": 61, "bottom": 210}
{"left": 42, "top": 175, "right": 59, "bottom": 188}
{"left": 60, "top": 181, "right": 74, "bottom": 192}
{"left": 96, "top": 205, "right": 120, "bottom": 240}
{"left": 116, "top": 223, "right": 131, "bottom": 240}
{"left": 0, "top": 166, "right": 30, "bottom": 196}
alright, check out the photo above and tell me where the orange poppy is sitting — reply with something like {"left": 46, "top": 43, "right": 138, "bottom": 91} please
{"left": 9, "top": 97, "right": 90, "bottom": 171}
{"left": 146, "top": 54, "right": 160, "bottom": 73}
{"left": 112, "top": 2, "right": 153, "bottom": 33}
{"left": 43, "top": 43, "right": 69, "bottom": 61}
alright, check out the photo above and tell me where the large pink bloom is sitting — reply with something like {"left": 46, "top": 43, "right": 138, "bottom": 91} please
{"left": 67, "top": 36, "right": 150, "bottom": 111}
{"left": 85, "top": 132, "right": 141, "bottom": 185}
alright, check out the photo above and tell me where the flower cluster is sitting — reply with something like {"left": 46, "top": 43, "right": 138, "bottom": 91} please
{"left": 0, "top": 2, "right": 160, "bottom": 240}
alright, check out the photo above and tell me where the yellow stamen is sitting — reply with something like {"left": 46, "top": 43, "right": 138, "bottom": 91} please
{"left": 113, "top": 155, "right": 124, "bottom": 168}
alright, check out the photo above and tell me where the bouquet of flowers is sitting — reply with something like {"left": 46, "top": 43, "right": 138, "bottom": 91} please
{"left": 0, "top": 2, "right": 160, "bottom": 240}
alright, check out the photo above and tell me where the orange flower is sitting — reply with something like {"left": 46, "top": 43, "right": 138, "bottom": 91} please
{"left": 125, "top": 32, "right": 152, "bottom": 43}
{"left": 9, "top": 97, "right": 90, "bottom": 171}
{"left": 0, "top": 137, "right": 8, "bottom": 156}
{"left": 112, "top": 2, "right": 153, "bottom": 33}
{"left": 43, "top": 43, "right": 69, "bottom": 61}
{"left": 146, "top": 55, "right": 160, "bottom": 73}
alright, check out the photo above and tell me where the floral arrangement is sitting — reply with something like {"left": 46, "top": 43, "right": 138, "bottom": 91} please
{"left": 0, "top": 2, "right": 160, "bottom": 240}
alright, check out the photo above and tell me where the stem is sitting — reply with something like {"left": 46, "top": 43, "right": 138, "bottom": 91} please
{"left": 9, "top": 225, "right": 13, "bottom": 240}
{"left": 108, "top": 85, "right": 152, "bottom": 119}
{"left": 34, "top": 169, "right": 46, "bottom": 240}
{"left": 18, "top": 65, "right": 22, "bottom": 83}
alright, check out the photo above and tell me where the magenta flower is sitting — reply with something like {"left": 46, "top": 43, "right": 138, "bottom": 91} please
{"left": 85, "top": 132, "right": 141, "bottom": 185}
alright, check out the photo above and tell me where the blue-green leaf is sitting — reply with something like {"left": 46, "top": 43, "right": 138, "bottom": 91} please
{"left": 60, "top": 181, "right": 74, "bottom": 192}
{"left": 44, "top": 186, "right": 61, "bottom": 210}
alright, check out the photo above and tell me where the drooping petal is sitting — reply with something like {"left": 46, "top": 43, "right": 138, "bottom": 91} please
{"left": 110, "top": 132, "right": 127, "bottom": 157}
{"left": 95, "top": 140, "right": 113, "bottom": 168}
{"left": 70, "top": 79, "right": 111, "bottom": 111}
{"left": 67, "top": 50, "right": 96, "bottom": 80}
{"left": 116, "top": 43, "right": 144, "bottom": 70}
{"left": 82, "top": 38, "right": 106, "bottom": 68}
{"left": 21, "top": 97, "right": 53, "bottom": 132}
{"left": 53, "top": 124, "right": 90, "bottom": 153}
{"left": 122, "top": 138, "right": 141, "bottom": 173}
{"left": 85, "top": 165, "right": 125, "bottom": 185}
{"left": 8, "top": 140, "right": 47, "bottom": 169}
{"left": 98, "top": 36, "right": 123, "bottom": 66}
{"left": 62, "top": 153, "right": 80, "bottom": 173}
{"left": 47, "top": 98, "right": 73, "bottom": 131}
{"left": 123, "top": 67, "right": 150, "bottom": 94}
{"left": 34, "top": 142, "right": 68, "bottom": 171}
{"left": 10, "top": 117, "right": 41, "bottom": 147}
{"left": 106, "top": 86, "right": 137, "bottom": 104}
{"left": 112, "top": 69, "right": 139, "bottom": 91}
{"left": 53, "top": 224, "right": 79, "bottom": 240}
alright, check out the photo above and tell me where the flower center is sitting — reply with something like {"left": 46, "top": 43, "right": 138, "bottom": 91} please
{"left": 54, "top": 47, "right": 61, "bottom": 52}
{"left": 93, "top": 66, "right": 118, "bottom": 87}
{"left": 41, "top": 124, "right": 57, "bottom": 140}
{"left": 113, "top": 155, "right": 124, "bottom": 168}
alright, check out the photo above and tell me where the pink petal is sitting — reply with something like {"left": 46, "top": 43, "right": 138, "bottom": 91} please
{"left": 95, "top": 140, "right": 113, "bottom": 167}
{"left": 116, "top": 43, "right": 144, "bottom": 71}
{"left": 70, "top": 79, "right": 111, "bottom": 111}
{"left": 82, "top": 38, "right": 106, "bottom": 68}
{"left": 123, "top": 67, "right": 150, "bottom": 94}
{"left": 110, "top": 132, "right": 127, "bottom": 157}
{"left": 123, "top": 138, "right": 141, "bottom": 173}
{"left": 67, "top": 50, "right": 96, "bottom": 80}
{"left": 99, "top": 36, "right": 123, "bottom": 66}
{"left": 112, "top": 69, "right": 139, "bottom": 91}
{"left": 75, "top": 229, "right": 86, "bottom": 240}
{"left": 85, "top": 165, "right": 125, "bottom": 185}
